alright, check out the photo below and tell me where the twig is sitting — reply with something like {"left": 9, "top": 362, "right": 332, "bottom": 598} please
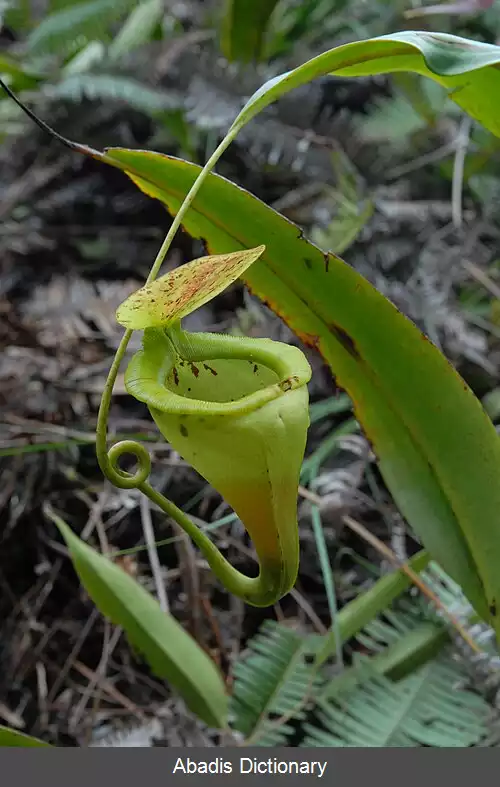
{"left": 70, "top": 626, "right": 124, "bottom": 736}
{"left": 35, "top": 662, "right": 49, "bottom": 732}
{"left": 199, "top": 596, "right": 226, "bottom": 670}
{"left": 405, "top": 0, "right": 494, "bottom": 18}
{"left": 462, "top": 259, "right": 500, "bottom": 301}
{"left": 47, "top": 609, "right": 100, "bottom": 704}
{"left": 80, "top": 488, "right": 110, "bottom": 543}
{"left": 176, "top": 529, "right": 204, "bottom": 643}
{"left": 140, "top": 496, "right": 169, "bottom": 613}
{"left": 71, "top": 659, "right": 146, "bottom": 725}
{"left": 452, "top": 115, "right": 472, "bottom": 229}
{"left": 290, "top": 587, "right": 328, "bottom": 634}
{"left": 385, "top": 141, "right": 456, "bottom": 181}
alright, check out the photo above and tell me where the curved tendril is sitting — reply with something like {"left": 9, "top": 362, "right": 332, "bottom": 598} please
{"left": 140, "top": 481, "right": 284, "bottom": 607}
{"left": 93, "top": 129, "right": 286, "bottom": 606}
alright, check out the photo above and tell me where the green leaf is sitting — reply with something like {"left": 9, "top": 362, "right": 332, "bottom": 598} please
{"left": 231, "top": 31, "right": 500, "bottom": 138}
{"left": 72, "top": 29, "right": 500, "bottom": 636}
{"left": 357, "top": 93, "right": 429, "bottom": 145}
{"left": 61, "top": 41, "right": 105, "bottom": 76}
{"left": 51, "top": 513, "right": 228, "bottom": 729}
{"left": 0, "top": 98, "right": 29, "bottom": 142}
{"left": 0, "top": 726, "right": 50, "bottom": 747}
{"left": 108, "top": 0, "right": 163, "bottom": 62}
{"left": 96, "top": 144, "right": 498, "bottom": 626}
{"left": 116, "top": 246, "right": 265, "bottom": 328}
{"left": 220, "top": 0, "right": 280, "bottom": 63}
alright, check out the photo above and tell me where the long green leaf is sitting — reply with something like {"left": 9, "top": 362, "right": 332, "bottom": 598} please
{"left": 95, "top": 144, "right": 497, "bottom": 625}
{"left": 108, "top": 0, "right": 163, "bottom": 62}
{"left": 0, "top": 726, "right": 50, "bottom": 747}
{"left": 232, "top": 31, "right": 500, "bottom": 137}
{"left": 51, "top": 514, "right": 228, "bottom": 729}
{"left": 220, "top": 0, "right": 280, "bottom": 63}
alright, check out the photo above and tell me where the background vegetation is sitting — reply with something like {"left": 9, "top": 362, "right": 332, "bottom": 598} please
{"left": 2, "top": 0, "right": 500, "bottom": 746}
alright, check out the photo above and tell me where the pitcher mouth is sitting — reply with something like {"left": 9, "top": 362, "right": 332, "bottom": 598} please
{"left": 164, "top": 354, "right": 280, "bottom": 404}
{"left": 124, "top": 326, "right": 311, "bottom": 419}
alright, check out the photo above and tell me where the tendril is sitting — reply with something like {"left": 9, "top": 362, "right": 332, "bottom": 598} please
{"left": 107, "top": 440, "right": 152, "bottom": 489}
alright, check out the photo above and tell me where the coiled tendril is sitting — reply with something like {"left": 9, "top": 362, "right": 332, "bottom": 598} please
{"left": 107, "top": 440, "right": 152, "bottom": 489}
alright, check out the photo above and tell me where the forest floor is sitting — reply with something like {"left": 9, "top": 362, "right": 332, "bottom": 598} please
{"left": 2, "top": 12, "right": 500, "bottom": 746}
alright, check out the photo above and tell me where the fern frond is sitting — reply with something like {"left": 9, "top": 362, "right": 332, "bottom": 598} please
{"left": 46, "top": 73, "right": 182, "bottom": 114}
{"left": 355, "top": 602, "right": 431, "bottom": 654}
{"left": 230, "top": 619, "right": 321, "bottom": 746}
{"left": 303, "top": 655, "right": 490, "bottom": 747}
{"left": 422, "top": 562, "right": 500, "bottom": 702}
{"left": 27, "top": 0, "right": 137, "bottom": 57}
{"left": 321, "top": 603, "right": 449, "bottom": 701}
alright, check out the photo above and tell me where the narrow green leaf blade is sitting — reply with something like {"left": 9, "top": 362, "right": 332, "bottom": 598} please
{"left": 53, "top": 516, "right": 228, "bottom": 729}
{"left": 221, "top": 0, "right": 280, "bottom": 63}
{"left": 108, "top": 0, "right": 163, "bottom": 62}
{"left": 0, "top": 727, "right": 50, "bottom": 747}
{"left": 233, "top": 31, "right": 500, "bottom": 137}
